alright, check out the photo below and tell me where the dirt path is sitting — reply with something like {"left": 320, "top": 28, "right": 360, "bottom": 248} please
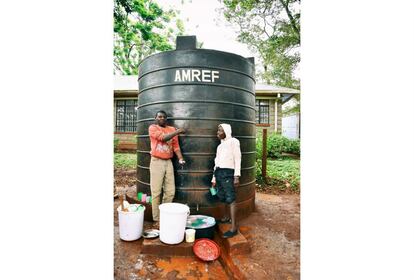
{"left": 236, "top": 193, "right": 300, "bottom": 279}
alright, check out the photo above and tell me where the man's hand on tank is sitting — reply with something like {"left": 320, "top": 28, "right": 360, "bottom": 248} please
{"left": 176, "top": 128, "right": 185, "bottom": 134}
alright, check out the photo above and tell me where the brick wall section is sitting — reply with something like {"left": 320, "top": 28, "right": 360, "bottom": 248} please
{"left": 114, "top": 133, "right": 136, "bottom": 143}
{"left": 114, "top": 133, "right": 137, "bottom": 151}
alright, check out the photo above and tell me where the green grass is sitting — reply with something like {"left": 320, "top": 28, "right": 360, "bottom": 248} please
{"left": 257, "top": 157, "right": 300, "bottom": 191}
{"left": 114, "top": 153, "right": 137, "bottom": 169}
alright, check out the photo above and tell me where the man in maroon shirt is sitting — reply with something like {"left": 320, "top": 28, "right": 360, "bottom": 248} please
{"left": 148, "top": 110, "right": 185, "bottom": 225}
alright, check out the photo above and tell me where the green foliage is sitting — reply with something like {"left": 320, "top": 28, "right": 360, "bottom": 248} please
{"left": 256, "top": 132, "right": 300, "bottom": 192}
{"left": 256, "top": 158, "right": 300, "bottom": 191}
{"left": 114, "top": 138, "right": 120, "bottom": 150}
{"left": 114, "top": 0, "right": 185, "bottom": 74}
{"left": 220, "top": 0, "right": 300, "bottom": 89}
{"left": 256, "top": 132, "right": 300, "bottom": 159}
{"left": 114, "top": 153, "right": 137, "bottom": 168}
{"left": 256, "top": 134, "right": 263, "bottom": 159}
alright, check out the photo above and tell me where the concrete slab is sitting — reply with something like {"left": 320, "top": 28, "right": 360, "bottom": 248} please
{"left": 211, "top": 224, "right": 252, "bottom": 279}
{"left": 140, "top": 224, "right": 250, "bottom": 258}
{"left": 216, "top": 224, "right": 251, "bottom": 255}
{"left": 141, "top": 237, "right": 195, "bottom": 257}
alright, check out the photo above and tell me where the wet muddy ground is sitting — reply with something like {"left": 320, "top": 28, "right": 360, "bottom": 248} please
{"left": 114, "top": 169, "right": 300, "bottom": 279}
{"left": 233, "top": 193, "right": 300, "bottom": 279}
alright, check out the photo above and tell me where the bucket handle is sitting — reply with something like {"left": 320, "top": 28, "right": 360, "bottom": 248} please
{"left": 184, "top": 203, "right": 190, "bottom": 217}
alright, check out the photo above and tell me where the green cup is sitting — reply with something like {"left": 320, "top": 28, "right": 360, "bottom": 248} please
{"left": 210, "top": 187, "right": 217, "bottom": 196}
{"left": 137, "top": 192, "right": 142, "bottom": 201}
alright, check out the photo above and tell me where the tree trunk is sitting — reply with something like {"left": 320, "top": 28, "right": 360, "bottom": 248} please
{"left": 264, "top": 64, "right": 270, "bottom": 84}
{"left": 280, "top": 0, "right": 300, "bottom": 38}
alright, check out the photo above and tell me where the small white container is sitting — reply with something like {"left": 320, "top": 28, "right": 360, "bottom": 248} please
{"left": 185, "top": 229, "right": 196, "bottom": 243}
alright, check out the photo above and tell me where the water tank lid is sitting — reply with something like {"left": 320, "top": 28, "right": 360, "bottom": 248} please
{"left": 176, "top": 35, "right": 197, "bottom": 50}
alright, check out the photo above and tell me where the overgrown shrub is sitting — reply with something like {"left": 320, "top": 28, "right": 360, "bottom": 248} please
{"left": 256, "top": 132, "right": 300, "bottom": 159}
{"left": 256, "top": 158, "right": 300, "bottom": 192}
{"left": 114, "top": 153, "right": 137, "bottom": 169}
{"left": 114, "top": 138, "right": 120, "bottom": 151}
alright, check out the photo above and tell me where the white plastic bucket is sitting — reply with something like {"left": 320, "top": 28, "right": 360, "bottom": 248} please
{"left": 159, "top": 203, "right": 190, "bottom": 244}
{"left": 118, "top": 204, "right": 145, "bottom": 241}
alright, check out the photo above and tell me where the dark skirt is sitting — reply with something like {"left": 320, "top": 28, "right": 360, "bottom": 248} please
{"left": 214, "top": 168, "right": 236, "bottom": 204}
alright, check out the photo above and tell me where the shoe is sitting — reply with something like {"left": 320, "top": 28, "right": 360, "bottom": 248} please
{"left": 216, "top": 217, "right": 231, "bottom": 224}
{"left": 223, "top": 229, "right": 238, "bottom": 238}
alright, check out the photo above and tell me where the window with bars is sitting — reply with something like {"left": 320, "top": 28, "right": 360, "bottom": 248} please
{"left": 115, "top": 99, "right": 138, "bottom": 132}
{"left": 255, "top": 99, "right": 270, "bottom": 124}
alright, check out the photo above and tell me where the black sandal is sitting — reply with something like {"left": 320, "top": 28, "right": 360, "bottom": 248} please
{"left": 223, "top": 229, "right": 238, "bottom": 238}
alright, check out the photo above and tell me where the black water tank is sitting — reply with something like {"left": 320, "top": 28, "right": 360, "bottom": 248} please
{"left": 137, "top": 36, "right": 256, "bottom": 220}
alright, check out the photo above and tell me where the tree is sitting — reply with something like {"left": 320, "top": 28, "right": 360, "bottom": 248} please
{"left": 114, "top": 0, "right": 185, "bottom": 75}
{"left": 220, "top": 0, "right": 300, "bottom": 89}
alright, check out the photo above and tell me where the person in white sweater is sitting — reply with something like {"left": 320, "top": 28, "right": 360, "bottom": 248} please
{"left": 211, "top": 123, "right": 241, "bottom": 238}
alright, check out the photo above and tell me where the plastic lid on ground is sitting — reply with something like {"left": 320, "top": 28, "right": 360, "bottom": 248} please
{"left": 186, "top": 215, "right": 216, "bottom": 229}
{"left": 143, "top": 229, "right": 159, "bottom": 239}
{"left": 193, "top": 238, "right": 221, "bottom": 261}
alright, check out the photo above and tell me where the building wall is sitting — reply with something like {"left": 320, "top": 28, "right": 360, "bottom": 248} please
{"left": 114, "top": 98, "right": 138, "bottom": 151}
{"left": 114, "top": 133, "right": 137, "bottom": 151}
{"left": 281, "top": 98, "right": 300, "bottom": 138}
{"left": 114, "top": 95, "right": 283, "bottom": 150}
{"left": 282, "top": 113, "right": 300, "bottom": 139}
{"left": 276, "top": 101, "right": 282, "bottom": 133}
{"left": 255, "top": 97, "right": 278, "bottom": 134}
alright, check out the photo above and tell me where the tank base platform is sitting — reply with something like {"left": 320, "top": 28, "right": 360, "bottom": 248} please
{"left": 126, "top": 192, "right": 256, "bottom": 222}
{"left": 141, "top": 238, "right": 194, "bottom": 256}
{"left": 215, "top": 224, "right": 251, "bottom": 256}
{"left": 140, "top": 224, "right": 250, "bottom": 258}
